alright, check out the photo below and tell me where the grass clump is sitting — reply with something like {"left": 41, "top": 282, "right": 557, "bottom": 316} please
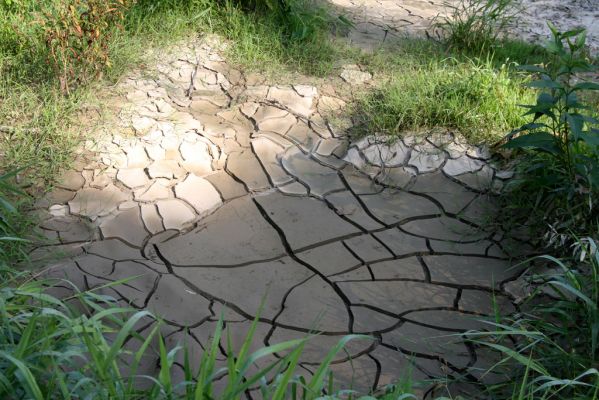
{"left": 466, "top": 239, "right": 599, "bottom": 399}
{"left": 0, "top": 81, "right": 84, "bottom": 184}
{"left": 355, "top": 55, "right": 535, "bottom": 143}
{"left": 0, "top": 272, "right": 371, "bottom": 399}
{"left": 350, "top": 0, "right": 547, "bottom": 145}
{"left": 434, "top": 0, "right": 516, "bottom": 54}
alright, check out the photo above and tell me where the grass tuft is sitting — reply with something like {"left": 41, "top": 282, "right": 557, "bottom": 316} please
{"left": 434, "top": 0, "right": 516, "bottom": 54}
{"left": 465, "top": 238, "right": 599, "bottom": 399}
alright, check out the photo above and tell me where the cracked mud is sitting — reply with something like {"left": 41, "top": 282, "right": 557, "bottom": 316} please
{"left": 33, "top": 34, "right": 537, "bottom": 395}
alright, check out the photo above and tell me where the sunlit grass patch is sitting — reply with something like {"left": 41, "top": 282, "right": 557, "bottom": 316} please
{"left": 355, "top": 55, "right": 535, "bottom": 144}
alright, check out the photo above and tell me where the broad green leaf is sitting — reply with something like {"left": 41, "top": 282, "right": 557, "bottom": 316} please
{"left": 545, "top": 40, "right": 561, "bottom": 55}
{"left": 517, "top": 65, "right": 545, "bottom": 73}
{"left": 566, "top": 113, "right": 584, "bottom": 140}
{"left": 503, "top": 132, "right": 561, "bottom": 154}
{"left": 547, "top": 21, "right": 558, "bottom": 37}
{"left": 582, "top": 115, "right": 599, "bottom": 125}
{"left": 525, "top": 80, "right": 562, "bottom": 89}
{"left": 571, "top": 60, "right": 596, "bottom": 73}
{"left": 573, "top": 82, "right": 599, "bottom": 91}
{"left": 575, "top": 132, "right": 599, "bottom": 146}
{"left": 575, "top": 30, "right": 587, "bottom": 48}
{"left": 537, "top": 92, "right": 554, "bottom": 104}
{"left": 561, "top": 27, "right": 586, "bottom": 39}
{"left": 566, "top": 91, "right": 579, "bottom": 107}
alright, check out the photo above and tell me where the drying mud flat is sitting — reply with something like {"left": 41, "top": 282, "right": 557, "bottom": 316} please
{"left": 35, "top": 35, "right": 532, "bottom": 396}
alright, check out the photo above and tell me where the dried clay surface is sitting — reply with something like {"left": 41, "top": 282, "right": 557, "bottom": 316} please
{"left": 34, "top": 33, "right": 537, "bottom": 396}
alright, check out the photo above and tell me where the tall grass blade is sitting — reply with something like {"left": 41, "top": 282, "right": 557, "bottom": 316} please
{"left": 0, "top": 350, "right": 44, "bottom": 400}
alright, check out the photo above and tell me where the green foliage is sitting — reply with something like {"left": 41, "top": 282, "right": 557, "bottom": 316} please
{"left": 213, "top": 0, "right": 346, "bottom": 76}
{"left": 2, "top": 0, "right": 338, "bottom": 88}
{"left": 355, "top": 55, "right": 534, "bottom": 143}
{"left": 473, "top": 28, "right": 599, "bottom": 400}
{"left": 502, "top": 24, "right": 599, "bottom": 246}
{"left": 236, "top": 0, "right": 335, "bottom": 42}
{"left": 1, "top": 0, "right": 134, "bottom": 92}
{"left": 465, "top": 238, "right": 599, "bottom": 399}
{"left": 0, "top": 1, "right": 50, "bottom": 82}
{"left": 488, "top": 39, "right": 548, "bottom": 68}
{"left": 3, "top": 3, "right": 598, "bottom": 399}
{"left": 434, "top": 0, "right": 516, "bottom": 53}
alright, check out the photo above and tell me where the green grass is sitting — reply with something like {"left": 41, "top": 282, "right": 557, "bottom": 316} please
{"left": 487, "top": 39, "right": 548, "bottom": 66}
{"left": 345, "top": 0, "right": 547, "bottom": 145}
{"left": 206, "top": 7, "right": 346, "bottom": 77}
{"left": 354, "top": 51, "right": 536, "bottom": 144}
{"left": 0, "top": 2, "right": 108, "bottom": 186}
{"left": 0, "top": 171, "right": 33, "bottom": 265}
{"left": 0, "top": 81, "right": 85, "bottom": 185}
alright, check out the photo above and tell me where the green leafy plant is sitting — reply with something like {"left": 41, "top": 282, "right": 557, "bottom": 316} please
{"left": 502, "top": 24, "right": 599, "bottom": 245}
{"left": 241, "top": 0, "right": 332, "bottom": 42}
{"left": 504, "top": 24, "right": 599, "bottom": 180}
